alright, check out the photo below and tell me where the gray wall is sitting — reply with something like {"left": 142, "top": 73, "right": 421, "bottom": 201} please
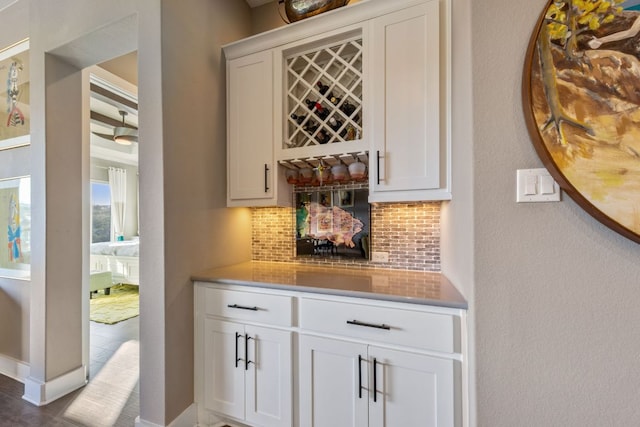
{"left": 472, "top": 0, "right": 640, "bottom": 425}
{"left": 0, "top": 0, "right": 29, "bottom": 370}
{"left": 158, "top": 0, "right": 253, "bottom": 421}
{"left": 0, "top": 146, "right": 30, "bottom": 363}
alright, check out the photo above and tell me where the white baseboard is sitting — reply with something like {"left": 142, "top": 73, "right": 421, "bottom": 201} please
{"left": 135, "top": 417, "right": 163, "bottom": 427}
{"left": 135, "top": 403, "right": 198, "bottom": 427}
{"left": 0, "top": 353, "right": 29, "bottom": 383}
{"left": 22, "top": 365, "right": 87, "bottom": 406}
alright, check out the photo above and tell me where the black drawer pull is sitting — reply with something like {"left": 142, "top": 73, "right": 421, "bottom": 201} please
{"left": 373, "top": 357, "right": 378, "bottom": 402}
{"left": 358, "top": 355, "right": 363, "bottom": 399}
{"left": 346, "top": 319, "right": 391, "bottom": 330}
{"left": 376, "top": 150, "right": 381, "bottom": 185}
{"left": 227, "top": 304, "right": 258, "bottom": 311}
{"left": 245, "top": 335, "right": 254, "bottom": 370}
{"left": 235, "top": 332, "right": 241, "bottom": 368}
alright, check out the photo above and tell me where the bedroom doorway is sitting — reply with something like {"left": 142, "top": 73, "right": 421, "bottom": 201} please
{"left": 87, "top": 56, "right": 140, "bottom": 397}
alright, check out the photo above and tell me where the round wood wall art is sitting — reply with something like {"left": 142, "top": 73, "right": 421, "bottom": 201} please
{"left": 523, "top": 0, "right": 640, "bottom": 244}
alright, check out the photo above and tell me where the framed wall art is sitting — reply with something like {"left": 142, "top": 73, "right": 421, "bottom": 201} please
{"left": 523, "top": 0, "right": 640, "bottom": 243}
{"left": 0, "top": 175, "right": 30, "bottom": 279}
{"left": 0, "top": 39, "right": 29, "bottom": 151}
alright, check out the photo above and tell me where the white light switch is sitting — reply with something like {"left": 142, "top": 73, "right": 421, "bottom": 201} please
{"left": 517, "top": 168, "right": 561, "bottom": 202}
{"left": 539, "top": 175, "right": 555, "bottom": 195}
{"left": 525, "top": 175, "right": 537, "bottom": 195}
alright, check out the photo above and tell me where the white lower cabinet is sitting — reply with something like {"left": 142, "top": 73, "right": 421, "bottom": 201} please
{"left": 195, "top": 283, "right": 464, "bottom": 427}
{"left": 204, "top": 319, "right": 292, "bottom": 427}
{"left": 299, "top": 321, "right": 457, "bottom": 427}
{"left": 367, "top": 346, "right": 454, "bottom": 427}
{"left": 299, "top": 335, "right": 369, "bottom": 427}
{"left": 196, "top": 285, "right": 293, "bottom": 427}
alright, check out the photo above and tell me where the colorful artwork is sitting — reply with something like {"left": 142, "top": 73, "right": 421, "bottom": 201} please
{"left": 524, "top": 0, "right": 640, "bottom": 243}
{"left": 0, "top": 40, "right": 29, "bottom": 151}
{"left": 295, "top": 188, "right": 369, "bottom": 258}
{"left": 7, "top": 193, "right": 21, "bottom": 262}
{"left": 0, "top": 176, "right": 30, "bottom": 277}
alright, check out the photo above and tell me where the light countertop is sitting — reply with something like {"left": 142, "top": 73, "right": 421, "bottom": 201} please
{"left": 192, "top": 261, "right": 467, "bottom": 309}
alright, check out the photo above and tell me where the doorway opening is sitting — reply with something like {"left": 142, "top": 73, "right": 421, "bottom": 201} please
{"left": 86, "top": 55, "right": 140, "bottom": 422}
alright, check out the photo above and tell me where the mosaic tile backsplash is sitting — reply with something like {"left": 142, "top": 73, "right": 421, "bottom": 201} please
{"left": 251, "top": 201, "right": 441, "bottom": 272}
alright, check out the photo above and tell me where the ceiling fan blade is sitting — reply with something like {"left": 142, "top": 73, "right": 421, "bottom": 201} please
{"left": 91, "top": 131, "right": 114, "bottom": 141}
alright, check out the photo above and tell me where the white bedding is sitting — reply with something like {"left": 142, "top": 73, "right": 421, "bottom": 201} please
{"left": 90, "top": 240, "right": 139, "bottom": 257}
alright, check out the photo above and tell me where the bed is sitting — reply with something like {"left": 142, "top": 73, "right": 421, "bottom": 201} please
{"left": 90, "top": 240, "right": 139, "bottom": 286}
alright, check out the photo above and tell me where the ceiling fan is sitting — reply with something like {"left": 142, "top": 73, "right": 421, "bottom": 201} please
{"left": 92, "top": 110, "right": 138, "bottom": 145}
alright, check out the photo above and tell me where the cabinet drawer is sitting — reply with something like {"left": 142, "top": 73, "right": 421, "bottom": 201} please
{"left": 300, "top": 298, "right": 458, "bottom": 354}
{"left": 205, "top": 288, "right": 292, "bottom": 327}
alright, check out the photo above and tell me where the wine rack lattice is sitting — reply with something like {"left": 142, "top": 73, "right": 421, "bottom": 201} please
{"left": 284, "top": 36, "right": 363, "bottom": 149}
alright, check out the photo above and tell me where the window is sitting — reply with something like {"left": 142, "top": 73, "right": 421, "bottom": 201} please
{"left": 91, "top": 181, "right": 111, "bottom": 243}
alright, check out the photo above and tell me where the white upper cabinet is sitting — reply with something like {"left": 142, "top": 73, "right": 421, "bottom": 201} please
{"left": 369, "top": 1, "right": 451, "bottom": 202}
{"left": 227, "top": 50, "right": 290, "bottom": 207}
{"left": 223, "top": 0, "right": 450, "bottom": 206}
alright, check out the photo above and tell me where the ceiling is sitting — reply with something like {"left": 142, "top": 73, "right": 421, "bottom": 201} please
{"left": 90, "top": 53, "right": 139, "bottom": 166}
{"left": 99, "top": 51, "right": 138, "bottom": 86}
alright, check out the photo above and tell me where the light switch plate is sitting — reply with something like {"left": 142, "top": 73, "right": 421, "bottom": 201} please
{"left": 516, "top": 168, "right": 561, "bottom": 202}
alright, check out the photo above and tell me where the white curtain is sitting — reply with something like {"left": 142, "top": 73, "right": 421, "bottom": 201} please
{"left": 108, "top": 167, "right": 127, "bottom": 241}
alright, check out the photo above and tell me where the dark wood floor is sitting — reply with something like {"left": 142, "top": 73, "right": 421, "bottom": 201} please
{"left": 0, "top": 316, "right": 139, "bottom": 427}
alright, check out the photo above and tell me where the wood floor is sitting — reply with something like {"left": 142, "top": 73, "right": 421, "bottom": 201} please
{"left": 0, "top": 316, "right": 139, "bottom": 427}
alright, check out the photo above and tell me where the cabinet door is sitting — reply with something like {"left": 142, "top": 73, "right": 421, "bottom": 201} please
{"left": 370, "top": 2, "right": 445, "bottom": 200}
{"left": 203, "top": 319, "right": 245, "bottom": 420}
{"left": 368, "top": 346, "right": 455, "bottom": 427}
{"left": 245, "top": 325, "right": 292, "bottom": 427}
{"left": 228, "top": 50, "right": 274, "bottom": 203}
{"left": 299, "top": 334, "right": 368, "bottom": 427}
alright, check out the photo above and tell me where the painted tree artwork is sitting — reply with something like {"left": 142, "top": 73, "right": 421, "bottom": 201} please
{"left": 524, "top": 0, "right": 640, "bottom": 243}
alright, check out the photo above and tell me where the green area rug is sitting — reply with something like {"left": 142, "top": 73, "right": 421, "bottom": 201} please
{"left": 90, "top": 284, "right": 139, "bottom": 324}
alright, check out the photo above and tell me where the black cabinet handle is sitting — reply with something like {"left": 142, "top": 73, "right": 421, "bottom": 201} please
{"left": 376, "top": 150, "right": 381, "bottom": 185}
{"left": 346, "top": 319, "right": 391, "bottom": 330}
{"left": 227, "top": 304, "right": 258, "bottom": 311}
{"left": 373, "top": 357, "right": 378, "bottom": 403}
{"left": 264, "top": 164, "right": 270, "bottom": 193}
{"left": 235, "top": 332, "right": 241, "bottom": 368}
{"left": 245, "top": 334, "right": 254, "bottom": 370}
{"left": 358, "top": 355, "right": 363, "bottom": 399}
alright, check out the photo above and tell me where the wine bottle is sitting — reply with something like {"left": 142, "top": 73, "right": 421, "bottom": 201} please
{"left": 317, "top": 107, "right": 329, "bottom": 120}
{"left": 340, "top": 101, "right": 356, "bottom": 117}
{"left": 329, "top": 95, "right": 341, "bottom": 105}
{"left": 291, "top": 113, "right": 307, "bottom": 124}
{"left": 306, "top": 99, "right": 328, "bottom": 120}
{"left": 328, "top": 116, "right": 343, "bottom": 131}
{"left": 303, "top": 120, "right": 318, "bottom": 134}
{"left": 306, "top": 99, "right": 321, "bottom": 110}
{"left": 316, "top": 81, "right": 329, "bottom": 95}
{"left": 345, "top": 126, "right": 356, "bottom": 141}
{"left": 316, "top": 129, "right": 329, "bottom": 144}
